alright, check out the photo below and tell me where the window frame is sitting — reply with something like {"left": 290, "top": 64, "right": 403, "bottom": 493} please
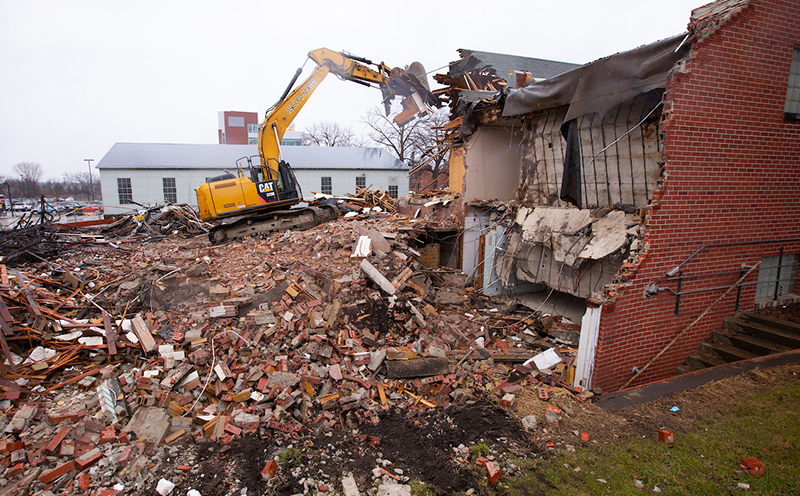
{"left": 321, "top": 176, "right": 332, "bottom": 195}
{"left": 162, "top": 177, "right": 177, "bottom": 204}
{"left": 117, "top": 178, "right": 133, "bottom": 204}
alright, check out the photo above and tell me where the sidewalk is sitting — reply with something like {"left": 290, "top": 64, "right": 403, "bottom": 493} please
{"left": 594, "top": 349, "right": 800, "bottom": 411}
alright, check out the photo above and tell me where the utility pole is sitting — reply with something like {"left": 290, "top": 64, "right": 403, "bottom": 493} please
{"left": 3, "top": 183, "right": 11, "bottom": 217}
{"left": 84, "top": 159, "right": 94, "bottom": 201}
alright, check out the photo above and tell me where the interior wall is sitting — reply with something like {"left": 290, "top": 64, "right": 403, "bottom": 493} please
{"left": 464, "top": 127, "right": 522, "bottom": 202}
{"left": 517, "top": 92, "right": 662, "bottom": 209}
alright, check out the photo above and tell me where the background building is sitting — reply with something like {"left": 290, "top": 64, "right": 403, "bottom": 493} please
{"left": 96, "top": 143, "right": 408, "bottom": 215}
{"left": 218, "top": 111, "right": 304, "bottom": 146}
{"left": 217, "top": 111, "right": 259, "bottom": 145}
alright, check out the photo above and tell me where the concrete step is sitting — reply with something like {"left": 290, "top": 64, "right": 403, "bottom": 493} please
{"left": 738, "top": 312, "right": 800, "bottom": 336}
{"left": 698, "top": 341, "right": 758, "bottom": 363}
{"left": 724, "top": 317, "right": 800, "bottom": 349}
{"left": 712, "top": 328, "right": 791, "bottom": 356}
{"left": 686, "top": 352, "right": 727, "bottom": 369}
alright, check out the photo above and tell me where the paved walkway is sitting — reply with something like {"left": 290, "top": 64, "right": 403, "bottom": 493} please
{"left": 594, "top": 349, "right": 800, "bottom": 411}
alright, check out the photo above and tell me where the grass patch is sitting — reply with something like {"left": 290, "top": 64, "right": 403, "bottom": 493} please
{"left": 277, "top": 447, "right": 303, "bottom": 468}
{"left": 470, "top": 442, "right": 490, "bottom": 458}
{"left": 507, "top": 377, "right": 800, "bottom": 495}
{"left": 409, "top": 479, "right": 437, "bottom": 496}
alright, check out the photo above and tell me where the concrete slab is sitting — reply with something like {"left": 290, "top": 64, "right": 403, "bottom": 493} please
{"left": 123, "top": 406, "right": 171, "bottom": 444}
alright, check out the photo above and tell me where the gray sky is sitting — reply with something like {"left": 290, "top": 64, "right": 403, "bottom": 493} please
{"left": 0, "top": 0, "right": 704, "bottom": 180}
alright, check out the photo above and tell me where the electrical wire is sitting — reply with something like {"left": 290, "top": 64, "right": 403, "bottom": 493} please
{"left": 584, "top": 100, "right": 663, "bottom": 169}
{"left": 183, "top": 329, "right": 255, "bottom": 416}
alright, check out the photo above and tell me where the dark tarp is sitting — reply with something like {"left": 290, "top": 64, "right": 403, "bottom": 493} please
{"left": 560, "top": 119, "right": 582, "bottom": 206}
{"left": 503, "top": 34, "right": 690, "bottom": 122}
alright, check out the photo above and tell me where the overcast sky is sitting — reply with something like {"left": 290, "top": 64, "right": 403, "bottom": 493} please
{"left": 0, "top": 0, "right": 705, "bottom": 179}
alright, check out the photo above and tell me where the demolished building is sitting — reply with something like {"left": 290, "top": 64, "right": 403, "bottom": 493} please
{"left": 437, "top": 0, "right": 800, "bottom": 391}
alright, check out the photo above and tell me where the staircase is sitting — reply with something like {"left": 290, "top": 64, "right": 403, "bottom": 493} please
{"left": 677, "top": 312, "right": 800, "bottom": 374}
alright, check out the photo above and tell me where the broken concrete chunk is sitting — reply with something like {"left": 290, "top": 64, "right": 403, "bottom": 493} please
{"left": 122, "top": 406, "right": 170, "bottom": 445}
{"left": 377, "top": 483, "right": 412, "bottom": 496}
{"left": 521, "top": 415, "right": 538, "bottom": 431}
{"left": 368, "top": 349, "right": 386, "bottom": 372}
{"left": 342, "top": 474, "right": 361, "bottom": 496}
{"left": 360, "top": 259, "right": 397, "bottom": 295}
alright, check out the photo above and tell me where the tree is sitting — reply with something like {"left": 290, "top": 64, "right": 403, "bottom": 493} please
{"left": 363, "top": 106, "right": 451, "bottom": 192}
{"left": 12, "top": 162, "right": 43, "bottom": 198}
{"left": 62, "top": 172, "right": 94, "bottom": 201}
{"left": 302, "top": 122, "right": 364, "bottom": 147}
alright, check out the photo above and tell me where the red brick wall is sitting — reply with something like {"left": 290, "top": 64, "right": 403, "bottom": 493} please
{"left": 593, "top": 0, "right": 800, "bottom": 391}
{"left": 222, "top": 111, "right": 258, "bottom": 145}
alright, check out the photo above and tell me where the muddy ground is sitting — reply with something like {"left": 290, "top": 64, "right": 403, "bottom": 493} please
{"left": 132, "top": 361, "right": 800, "bottom": 496}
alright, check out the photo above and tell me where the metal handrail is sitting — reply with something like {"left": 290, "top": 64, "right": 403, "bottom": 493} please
{"left": 665, "top": 238, "right": 800, "bottom": 277}
{"left": 647, "top": 244, "right": 799, "bottom": 314}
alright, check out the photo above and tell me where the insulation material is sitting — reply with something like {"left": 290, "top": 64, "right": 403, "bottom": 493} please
{"left": 515, "top": 92, "right": 662, "bottom": 210}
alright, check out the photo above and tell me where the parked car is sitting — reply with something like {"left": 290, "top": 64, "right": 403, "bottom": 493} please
{"left": 81, "top": 204, "right": 103, "bottom": 215}
{"left": 32, "top": 203, "right": 60, "bottom": 215}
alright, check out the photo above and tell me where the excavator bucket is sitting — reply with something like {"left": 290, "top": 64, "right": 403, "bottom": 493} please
{"left": 382, "top": 62, "right": 440, "bottom": 126}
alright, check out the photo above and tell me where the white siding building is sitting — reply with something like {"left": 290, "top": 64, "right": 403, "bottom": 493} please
{"left": 97, "top": 143, "right": 409, "bottom": 215}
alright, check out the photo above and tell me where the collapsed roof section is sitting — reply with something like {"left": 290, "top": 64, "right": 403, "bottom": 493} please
{"left": 502, "top": 34, "right": 691, "bottom": 124}
{"left": 434, "top": 50, "right": 581, "bottom": 130}
{"left": 498, "top": 207, "right": 640, "bottom": 299}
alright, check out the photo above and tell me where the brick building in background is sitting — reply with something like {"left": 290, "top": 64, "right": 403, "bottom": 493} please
{"left": 441, "top": 0, "right": 800, "bottom": 392}
{"left": 218, "top": 111, "right": 259, "bottom": 144}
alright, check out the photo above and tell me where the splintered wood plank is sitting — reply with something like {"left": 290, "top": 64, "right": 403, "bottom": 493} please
{"left": 0, "top": 300, "right": 14, "bottom": 331}
{"left": 131, "top": 314, "right": 156, "bottom": 353}
{"left": 0, "top": 313, "right": 15, "bottom": 373}
{"left": 103, "top": 311, "right": 117, "bottom": 356}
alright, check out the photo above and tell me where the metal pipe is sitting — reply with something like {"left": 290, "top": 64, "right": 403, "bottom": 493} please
{"left": 774, "top": 247, "right": 784, "bottom": 301}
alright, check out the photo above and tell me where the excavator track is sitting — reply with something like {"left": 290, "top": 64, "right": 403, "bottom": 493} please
{"left": 209, "top": 204, "right": 339, "bottom": 244}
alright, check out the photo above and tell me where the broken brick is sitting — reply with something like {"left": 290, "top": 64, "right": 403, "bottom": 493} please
{"left": 40, "top": 460, "right": 75, "bottom": 484}
{"left": 261, "top": 458, "right": 278, "bottom": 480}
{"left": 75, "top": 448, "right": 103, "bottom": 470}
{"left": 485, "top": 460, "right": 501, "bottom": 484}
{"left": 741, "top": 459, "right": 764, "bottom": 475}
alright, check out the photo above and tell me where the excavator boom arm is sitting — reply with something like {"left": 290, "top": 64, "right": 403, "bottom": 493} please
{"left": 259, "top": 48, "right": 404, "bottom": 182}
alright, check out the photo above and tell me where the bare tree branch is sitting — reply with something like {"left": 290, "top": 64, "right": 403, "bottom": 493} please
{"left": 12, "top": 162, "right": 43, "bottom": 198}
{"left": 302, "top": 122, "right": 364, "bottom": 147}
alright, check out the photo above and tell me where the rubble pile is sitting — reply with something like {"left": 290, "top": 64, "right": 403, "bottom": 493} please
{"left": 96, "top": 204, "right": 212, "bottom": 239}
{"left": 0, "top": 212, "right": 595, "bottom": 495}
{"left": 311, "top": 186, "right": 398, "bottom": 214}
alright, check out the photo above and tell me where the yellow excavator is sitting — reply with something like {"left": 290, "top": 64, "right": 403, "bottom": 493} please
{"left": 196, "top": 48, "right": 435, "bottom": 243}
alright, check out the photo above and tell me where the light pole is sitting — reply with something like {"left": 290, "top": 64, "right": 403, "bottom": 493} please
{"left": 3, "top": 182, "right": 11, "bottom": 217}
{"left": 84, "top": 159, "right": 94, "bottom": 201}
